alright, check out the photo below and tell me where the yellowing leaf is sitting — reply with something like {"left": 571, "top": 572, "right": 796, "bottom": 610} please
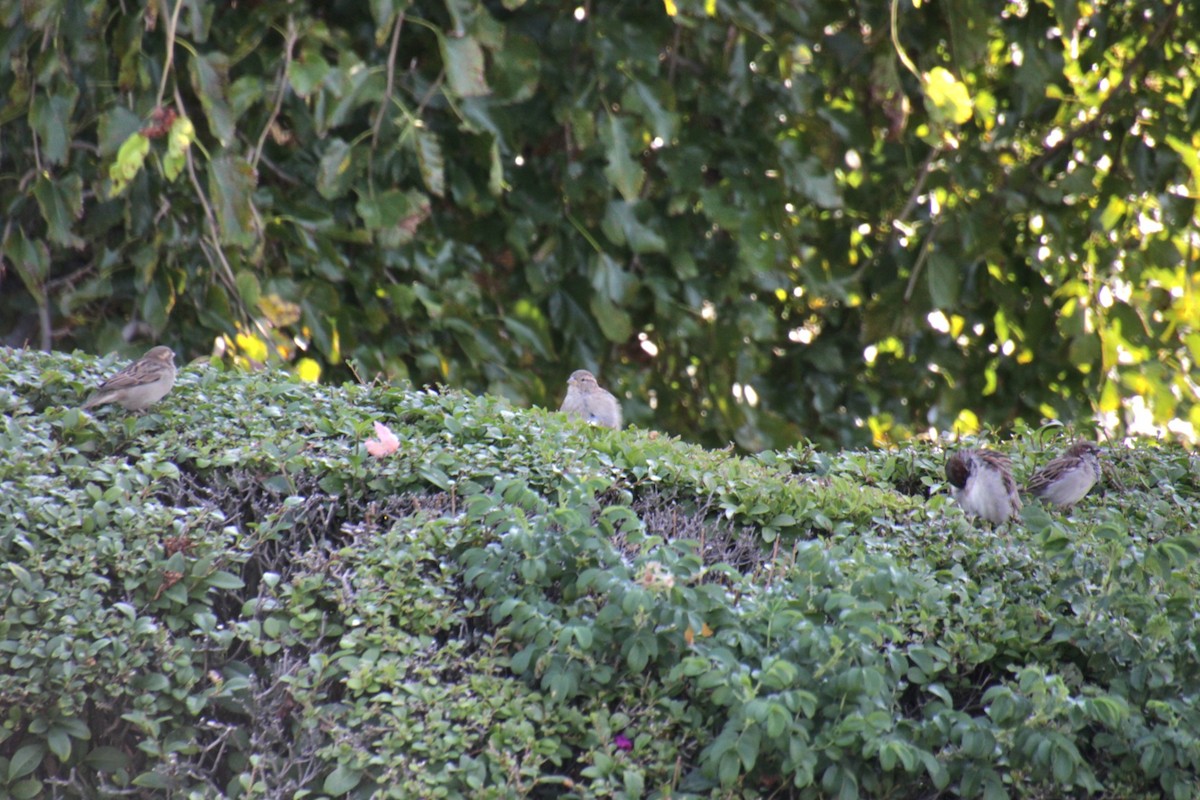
{"left": 164, "top": 116, "right": 195, "bottom": 182}
{"left": 108, "top": 132, "right": 150, "bottom": 197}
{"left": 296, "top": 357, "right": 321, "bottom": 383}
{"left": 1099, "top": 380, "right": 1120, "bottom": 413}
{"left": 684, "top": 625, "right": 695, "bottom": 646}
{"left": 923, "top": 67, "right": 973, "bottom": 127}
{"left": 235, "top": 332, "right": 269, "bottom": 364}
{"left": 952, "top": 409, "right": 979, "bottom": 435}
{"left": 663, "top": 0, "right": 678, "bottom": 15}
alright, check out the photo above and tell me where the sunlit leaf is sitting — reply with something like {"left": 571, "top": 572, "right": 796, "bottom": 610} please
{"left": 295, "top": 357, "right": 321, "bottom": 382}
{"left": 923, "top": 67, "right": 973, "bottom": 126}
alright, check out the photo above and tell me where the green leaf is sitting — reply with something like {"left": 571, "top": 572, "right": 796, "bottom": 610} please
{"left": 926, "top": 250, "right": 961, "bottom": 308}
{"left": 33, "top": 174, "right": 85, "bottom": 249}
{"left": 10, "top": 779, "right": 43, "bottom": 800}
{"left": 488, "top": 136, "right": 504, "bottom": 195}
{"left": 589, "top": 293, "right": 633, "bottom": 343}
{"left": 189, "top": 52, "right": 236, "bottom": 146}
{"left": 29, "top": 86, "right": 78, "bottom": 165}
{"left": 289, "top": 49, "right": 331, "bottom": 97}
{"left": 132, "top": 770, "right": 173, "bottom": 789}
{"left": 84, "top": 748, "right": 129, "bottom": 772}
{"left": 45, "top": 728, "right": 72, "bottom": 761}
{"left": 602, "top": 201, "right": 666, "bottom": 254}
{"left": 590, "top": 252, "right": 636, "bottom": 302}
{"left": 623, "top": 769, "right": 645, "bottom": 796}
{"left": 356, "top": 189, "right": 431, "bottom": 246}
{"left": 717, "top": 750, "right": 740, "bottom": 786}
{"left": 415, "top": 130, "right": 446, "bottom": 198}
{"left": 490, "top": 33, "right": 540, "bottom": 103}
{"left": 324, "top": 765, "right": 363, "bottom": 795}
{"left": 206, "top": 570, "right": 245, "bottom": 590}
{"left": 3, "top": 229, "right": 51, "bottom": 302}
{"left": 603, "top": 114, "right": 645, "bottom": 202}
{"left": 370, "top": 0, "right": 409, "bottom": 44}
{"left": 441, "top": 36, "right": 490, "bottom": 98}
{"left": 236, "top": 271, "right": 262, "bottom": 309}
{"left": 208, "top": 152, "right": 258, "bottom": 248}
{"left": 8, "top": 743, "right": 45, "bottom": 781}
{"left": 317, "top": 139, "right": 356, "bottom": 200}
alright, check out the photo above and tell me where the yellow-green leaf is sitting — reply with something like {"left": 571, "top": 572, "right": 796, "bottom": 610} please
{"left": 923, "top": 67, "right": 973, "bottom": 127}
{"left": 108, "top": 132, "right": 150, "bottom": 197}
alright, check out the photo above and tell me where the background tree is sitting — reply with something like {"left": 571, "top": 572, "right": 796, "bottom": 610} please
{"left": 1, "top": 0, "right": 1197, "bottom": 449}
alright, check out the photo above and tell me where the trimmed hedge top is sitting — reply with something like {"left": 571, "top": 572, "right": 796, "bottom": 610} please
{"left": 1, "top": 347, "right": 1199, "bottom": 799}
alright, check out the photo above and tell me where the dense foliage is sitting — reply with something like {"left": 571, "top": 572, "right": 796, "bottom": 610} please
{"left": 1, "top": 0, "right": 1199, "bottom": 449}
{"left": 2, "top": 348, "right": 1199, "bottom": 798}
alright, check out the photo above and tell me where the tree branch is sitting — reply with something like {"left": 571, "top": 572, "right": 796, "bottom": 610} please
{"left": 1027, "top": 0, "right": 1180, "bottom": 176}
{"left": 252, "top": 16, "right": 298, "bottom": 171}
{"left": 371, "top": 12, "right": 406, "bottom": 147}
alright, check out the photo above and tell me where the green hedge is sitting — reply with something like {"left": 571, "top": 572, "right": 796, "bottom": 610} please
{"left": 1, "top": 348, "right": 1198, "bottom": 798}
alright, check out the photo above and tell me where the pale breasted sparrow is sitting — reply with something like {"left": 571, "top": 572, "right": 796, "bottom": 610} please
{"left": 1026, "top": 441, "right": 1102, "bottom": 509}
{"left": 945, "top": 448, "right": 1022, "bottom": 525}
{"left": 559, "top": 369, "right": 622, "bottom": 430}
{"left": 81, "top": 345, "right": 177, "bottom": 411}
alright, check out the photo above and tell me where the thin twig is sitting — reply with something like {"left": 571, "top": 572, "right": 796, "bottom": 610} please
{"left": 853, "top": 144, "right": 941, "bottom": 283}
{"left": 37, "top": 294, "right": 51, "bottom": 351}
{"left": 903, "top": 219, "right": 941, "bottom": 302}
{"left": 252, "top": 16, "right": 298, "bottom": 171}
{"left": 155, "top": 0, "right": 186, "bottom": 109}
{"left": 1027, "top": 0, "right": 1180, "bottom": 175}
{"left": 889, "top": 0, "right": 920, "bottom": 79}
{"left": 175, "top": 87, "right": 262, "bottom": 338}
{"left": 371, "top": 12, "right": 406, "bottom": 147}
{"left": 891, "top": 144, "right": 942, "bottom": 244}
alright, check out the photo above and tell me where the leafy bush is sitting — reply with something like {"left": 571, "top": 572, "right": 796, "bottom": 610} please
{"left": 3, "top": 0, "right": 1200, "bottom": 448}
{"left": 1, "top": 348, "right": 1199, "bottom": 798}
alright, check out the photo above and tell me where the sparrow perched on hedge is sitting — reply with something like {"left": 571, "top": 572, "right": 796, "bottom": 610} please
{"left": 945, "top": 448, "right": 1022, "bottom": 525}
{"left": 559, "top": 369, "right": 622, "bottom": 429}
{"left": 1026, "top": 441, "right": 1102, "bottom": 508}
{"left": 81, "top": 346, "right": 177, "bottom": 411}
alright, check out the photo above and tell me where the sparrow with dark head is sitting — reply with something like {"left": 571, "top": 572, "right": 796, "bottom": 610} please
{"left": 945, "top": 448, "right": 1022, "bottom": 525}
{"left": 1026, "top": 441, "right": 1102, "bottom": 509}
{"left": 559, "top": 369, "right": 622, "bottom": 430}
{"left": 81, "top": 345, "right": 177, "bottom": 411}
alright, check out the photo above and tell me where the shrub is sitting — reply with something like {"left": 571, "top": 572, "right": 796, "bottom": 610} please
{"left": 1, "top": 348, "right": 1199, "bottom": 798}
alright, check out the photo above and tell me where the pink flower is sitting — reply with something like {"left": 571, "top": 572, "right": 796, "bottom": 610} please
{"left": 365, "top": 421, "right": 399, "bottom": 457}
{"left": 614, "top": 734, "right": 633, "bottom": 752}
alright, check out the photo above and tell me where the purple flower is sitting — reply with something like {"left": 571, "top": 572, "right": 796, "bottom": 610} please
{"left": 614, "top": 734, "right": 633, "bottom": 752}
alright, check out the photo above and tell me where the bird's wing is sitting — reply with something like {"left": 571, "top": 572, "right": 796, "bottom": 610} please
{"left": 97, "top": 360, "right": 168, "bottom": 392}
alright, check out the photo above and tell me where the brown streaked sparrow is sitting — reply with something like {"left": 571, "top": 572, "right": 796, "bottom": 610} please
{"left": 559, "top": 369, "right": 622, "bottom": 430}
{"left": 945, "top": 448, "right": 1022, "bottom": 525}
{"left": 1026, "top": 441, "right": 1102, "bottom": 509}
{"left": 81, "top": 346, "right": 177, "bottom": 411}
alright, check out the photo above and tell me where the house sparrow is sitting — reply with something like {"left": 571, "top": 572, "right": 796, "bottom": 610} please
{"left": 559, "top": 369, "right": 622, "bottom": 429}
{"left": 945, "top": 448, "right": 1022, "bottom": 525}
{"left": 81, "top": 345, "right": 177, "bottom": 411}
{"left": 1026, "top": 441, "right": 1102, "bottom": 508}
